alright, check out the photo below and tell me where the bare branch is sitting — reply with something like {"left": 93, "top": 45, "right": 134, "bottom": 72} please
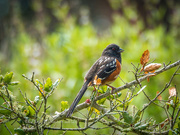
{"left": 49, "top": 60, "right": 180, "bottom": 124}
{"left": 4, "top": 124, "right": 13, "bottom": 135}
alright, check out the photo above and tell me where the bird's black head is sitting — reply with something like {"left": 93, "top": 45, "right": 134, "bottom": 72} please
{"left": 102, "top": 44, "right": 124, "bottom": 59}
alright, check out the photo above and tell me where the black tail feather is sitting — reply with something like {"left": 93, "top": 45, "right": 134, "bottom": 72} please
{"left": 66, "top": 80, "right": 90, "bottom": 117}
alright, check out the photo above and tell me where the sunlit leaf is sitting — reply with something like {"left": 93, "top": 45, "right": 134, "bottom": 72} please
{"left": 28, "top": 106, "right": 35, "bottom": 117}
{"left": 35, "top": 79, "right": 43, "bottom": 88}
{"left": 169, "top": 87, "right": 176, "bottom": 98}
{"left": 3, "top": 72, "right": 13, "bottom": 84}
{"left": 44, "top": 77, "right": 52, "bottom": 92}
{"left": 39, "top": 87, "right": 45, "bottom": 97}
{"left": 9, "top": 81, "right": 19, "bottom": 86}
{"left": 34, "top": 96, "right": 40, "bottom": 105}
{"left": 88, "top": 107, "right": 94, "bottom": 116}
{"left": 94, "top": 108, "right": 100, "bottom": 115}
{"left": 53, "top": 78, "right": 61, "bottom": 88}
{"left": 61, "top": 101, "right": 68, "bottom": 111}
{"left": 97, "top": 97, "right": 106, "bottom": 105}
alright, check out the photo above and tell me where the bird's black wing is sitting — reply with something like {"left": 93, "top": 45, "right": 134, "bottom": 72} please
{"left": 96, "top": 57, "right": 117, "bottom": 80}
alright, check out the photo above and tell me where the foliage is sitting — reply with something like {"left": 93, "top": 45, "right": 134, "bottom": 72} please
{"left": 0, "top": 52, "right": 180, "bottom": 134}
{"left": 0, "top": 72, "right": 61, "bottom": 134}
{"left": 0, "top": 1, "right": 180, "bottom": 134}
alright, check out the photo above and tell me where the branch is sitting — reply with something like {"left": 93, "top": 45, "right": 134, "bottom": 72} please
{"left": 48, "top": 60, "right": 180, "bottom": 125}
{"left": 141, "top": 65, "right": 180, "bottom": 112}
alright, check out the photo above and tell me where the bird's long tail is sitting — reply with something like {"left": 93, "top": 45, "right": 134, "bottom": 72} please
{"left": 66, "top": 80, "right": 90, "bottom": 117}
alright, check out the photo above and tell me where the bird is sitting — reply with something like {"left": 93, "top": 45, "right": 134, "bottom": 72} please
{"left": 66, "top": 44, "right": 124, "bottom": 117}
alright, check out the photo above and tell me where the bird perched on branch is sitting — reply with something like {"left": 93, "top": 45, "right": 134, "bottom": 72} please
{"left": 66, "top": 44, "right": 124, "bottom": 117}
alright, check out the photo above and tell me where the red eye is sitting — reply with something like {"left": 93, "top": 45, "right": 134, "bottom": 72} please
{"left": 112, "top": 48, "right": 116, "bottom": 51}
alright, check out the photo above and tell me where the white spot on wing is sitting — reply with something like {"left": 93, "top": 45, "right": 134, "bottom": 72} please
{"left": 99, "top": 58, "right": 103, "bottom": 64}
{"left": 113, "top": 59, "right": 116, "bottom": 65}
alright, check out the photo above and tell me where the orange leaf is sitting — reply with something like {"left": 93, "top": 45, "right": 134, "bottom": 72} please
{"left": 144, "top": 63, "right": 162, "bottom": 72}
{"left": 140, "top": 50, "right": 150, "bottom": 68}
{"left": 157, "top": 91, "right": 162, "bottom": 100}
{"left": 169, "top": 87, "right": 176, "bottom": 98}
{"left": 39, "top": 87, "right": 45, "bottom": 96}
{"left": 146, "top": 73, "right": 156, "bottom": 82}
{"left": 147, "top": 77, "right": 150, "bottom": 82}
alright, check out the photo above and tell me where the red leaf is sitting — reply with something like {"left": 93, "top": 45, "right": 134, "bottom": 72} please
{"left": 160, "top": 123, "right": 164, "bottom": 128}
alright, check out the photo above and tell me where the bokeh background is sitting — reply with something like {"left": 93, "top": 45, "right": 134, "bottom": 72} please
{"left": 0, "top": 0, "right": 180, "bottom": 134}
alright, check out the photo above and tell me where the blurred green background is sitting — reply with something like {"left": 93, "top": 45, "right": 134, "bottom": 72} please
{"left": 0, "top": 0, "right": 180, "bottom": 134}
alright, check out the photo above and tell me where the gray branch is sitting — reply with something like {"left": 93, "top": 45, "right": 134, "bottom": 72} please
{"left": 48, "top": 60, "right": 180, "bottom": 125}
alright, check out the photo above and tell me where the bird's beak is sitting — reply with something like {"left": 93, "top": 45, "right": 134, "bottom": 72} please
{"left": 118, "top": 48, "right": 124, "bottom": 53}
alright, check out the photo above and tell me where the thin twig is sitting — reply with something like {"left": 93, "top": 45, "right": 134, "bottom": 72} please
{"left": 49, "top": 60, "right": 180, "bottom": 124}
{"left": 141, "top": 65, "right": 180, "bottom": 112}
{"left": 4, "top": 124, "right": 13, "bottom": 135}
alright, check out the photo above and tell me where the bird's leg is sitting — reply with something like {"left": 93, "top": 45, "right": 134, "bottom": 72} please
{"left": 106, "top": 84, "right": 116, "bottom": 94}
{"left": 92, "top": 85, "right": 97, "bottom": 92}
{"left": 92, "top": 85, "right": 101, "bottom": 96}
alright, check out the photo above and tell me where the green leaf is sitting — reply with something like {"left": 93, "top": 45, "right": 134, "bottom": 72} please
{"left": 35, "top": 79, "right": 43, "bottom": 88}
{"left": 122, "top": 112, "right": 133, "bottom": 124}
{"left": 173, "top": 96, "right": 179, "bottom": 105}
{"left": 44, "top": 77, "right": 52, "bottom": 92}
{"left": 88, "top": 107, "right": 94, "bottom": 116}
{"left": 133, "top": 110, "right": 141, "bottom": 124}
{"left": 34, "top": 96, "right": 40, "bottom": 105}
{"left": 0, "top": 108, "right": 12, "bottom": 115}
{"left": 0, "top": 75, "right": 3, "bottom": 83}
{"left": 134, "top": 123, "right": 149, "bottom": 130}
{"left": 168, "top": 130, "right": 173, "bottom": 135}
{"left": 14, "top": 128, "right": 26, "bottom": 135}
{"left": 9, "top": 81, "right": 19, "bottom": 86}
{"left": 61, "top": 101, "right": 68, "bottom": 111}
{"left": 25, "top": 99, "right": 36, "bottom": 117}
{"left": 3, "top": 72, "right": 13, "bottom": 84}
{"left": 116, "top": 92, "right": 122, "bottom": 98}
{"left": 134, "top": 121, "right": 141, "bottom": 127}
{"left": 97, "top": 97, "right": 106, "bottom": 105}
{"left": 53, "top": 78, "right": 61, "bottom": 88}
{"left": 28, "top": 106, "right": 35, "bottom": 117}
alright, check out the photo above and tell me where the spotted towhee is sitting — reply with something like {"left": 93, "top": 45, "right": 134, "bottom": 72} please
{"left": 66, "top": 44, "right": 124, "bottom": 117}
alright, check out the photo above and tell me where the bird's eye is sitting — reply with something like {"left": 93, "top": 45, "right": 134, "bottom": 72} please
{"left": 112, "top": 48, "right": 116, "bottom": 51}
